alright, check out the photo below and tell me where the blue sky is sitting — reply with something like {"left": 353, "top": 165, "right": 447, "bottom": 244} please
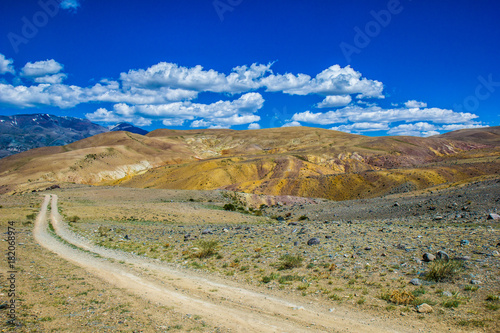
{"left": 0, "top": 0, "right": 499, "bottom": 136}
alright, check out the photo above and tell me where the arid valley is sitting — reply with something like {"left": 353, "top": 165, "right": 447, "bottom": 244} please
{"left": 0, "top": 126, "right": 499, "bottom": 332}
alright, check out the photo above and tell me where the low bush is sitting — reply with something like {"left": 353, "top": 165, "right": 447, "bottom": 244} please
{"left": 425, "top": 260, "right": 464, "bottom": 282}
{"left": 192, "top": 240, "right": 219, "bottom": 259}
{"left": 278, "top": 254, "right": 303, "bottom": 270}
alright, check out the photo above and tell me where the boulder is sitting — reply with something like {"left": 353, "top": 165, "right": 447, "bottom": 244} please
{"left": 422, "top": 253, "right": 435, "bottom": 262}
{"left": 307, "top": 237, "right": 320, "bottom": 246}
{"left": 416, "top": 303, "right": 433, "bottom": 313}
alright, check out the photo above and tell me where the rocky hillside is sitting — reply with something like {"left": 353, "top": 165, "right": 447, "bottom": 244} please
{"left": 1, "top": 126, "right": 498, "bottom": 197}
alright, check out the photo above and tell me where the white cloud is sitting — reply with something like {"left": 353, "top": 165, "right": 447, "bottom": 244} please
{"left": 262, "top": 65, "right": 384, "bottom": 98}
{"left": 292, "top": 105, "right": 478, "bottom": 126}
{"left": 85, "top": 107, "right": 152, "bottom": 126}
{"left": 282, "top": 121, "right": 302, "bottom": 127}
{"left": 331, "top": 122, "right": 389, "bottom": 133}
{"left": 0, "top": 54, "right": 15, "bottom": 75}
{"left": 317, "top": 95, "right": 352, "bottom": 108}
{"left": 248, "top": 123, "right": 260, "bottom": 129}
{"left": 292, "top": 110, "right": 345, "bottom": 125}
{"left": 120, "top": 62, "right": 272, "bottom": 94}
{"left": 162, "top": 118, "right": 186, "bottom": 127}
{"left": 440, "top": 124, "right": 488, "bottom": 131}
{"left": 0, "top": 83, "right": 83, "bottom": 108}
{"left": 60, "top": 0, "right": 81, "bottom": 12}
{"left": 34, "top": 73, "right": 67, "bottom": 84}
{"left": 20, "top": 59, "right": 64, "bottom": 78}
{"left": 120, "top": 62, "right": 383, "bottom": 99}
{"left": 85, "top": 93, "right": 263, "bottom": 128}
{"left": 387, "top": 122, "right": 438, "bottom": 136}
{"left": 404, "top": 100, "right": 427, "bottom": 109}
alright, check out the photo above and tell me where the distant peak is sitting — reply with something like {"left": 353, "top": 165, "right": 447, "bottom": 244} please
{"left": 109, "top": 122, "right": 148, "bottom": 135}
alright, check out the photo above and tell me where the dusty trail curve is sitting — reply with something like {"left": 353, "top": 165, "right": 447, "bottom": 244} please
{"left": 33, "top": 194, "right": 411, "bottom": 332}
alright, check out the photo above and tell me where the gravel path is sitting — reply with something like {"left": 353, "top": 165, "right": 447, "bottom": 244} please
{"left": 33, "top": 194, "right": 416, "bottom": 333}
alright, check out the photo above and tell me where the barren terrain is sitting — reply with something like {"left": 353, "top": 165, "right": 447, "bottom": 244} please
{"left": 1, "top": 177, "right": 499, "bottom": 332}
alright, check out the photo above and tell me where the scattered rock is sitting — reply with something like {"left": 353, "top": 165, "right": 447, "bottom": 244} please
{"left": 201, "top": 229, "right": 212, "bottom": 235}
{"left": 471, "top": 280, "right": 482, "bottom": 285}
{"left": 288, "top": 222, "right": 298, "bottom": 226}
{"left": 460, "top": 239, "right": 470, "bottom": 246}
{"left": 442, "top": 291, "right": 453, "bottom": 297}
{"left": 364, "top": 247, "right": 372, "bottom": 251}
{"left": 416, "top": 303, "right": 433, "bottom": 313}
{"left": 422, "top": 253, "right": 435, "bottom": 262}
{"left": 436, "top": 250, "right": 449, "bottom": 261}
{"left": 487, "top": 213, "right": 500, "bottom": 220}
{"left": 434, "top": 215, "right": 444, "bottom": 220}
{"left": 307, "top": 237, "right": 320, "bottom": 246}
{"left": 409, "top": 278, "right": 422, "bottom": 286}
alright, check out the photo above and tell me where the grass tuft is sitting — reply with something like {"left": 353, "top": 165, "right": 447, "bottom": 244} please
{"left": 425, "top": 260, "right": 464, "bottom": 282}
{"left": 192, "top": 240, "right": 219, "bottom": 259}
{"left": 278, "top": 254, "right": 303, "bottom": 270}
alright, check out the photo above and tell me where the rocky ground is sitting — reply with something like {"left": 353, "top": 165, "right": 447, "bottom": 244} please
{"left": 1, "top": 177, "right": 499, "bottom": 332}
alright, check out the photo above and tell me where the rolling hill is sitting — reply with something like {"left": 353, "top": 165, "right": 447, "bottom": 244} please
{"left": 1, "top": 125, "right": 499, "bottom": 198}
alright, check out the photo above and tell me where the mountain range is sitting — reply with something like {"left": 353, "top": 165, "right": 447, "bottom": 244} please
{"left": 0, "top": 114, "right": 148, "bottom": 158}
{"left": 0, "top": 119, "right": 498, "bottom": 198}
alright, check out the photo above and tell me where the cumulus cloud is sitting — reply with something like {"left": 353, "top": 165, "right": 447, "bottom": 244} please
{"left": 281, "top": 121, "right": 302, "bottom": 127}
{"left": 60, "top": 0, "right": 81, "bottom": 12}
{"left": 34, "top": 73, "right": 68, "bottom": 84}
{"left": 317, "top": 95, "right": 352, "bottom": 108}
{"left": 120, "top": 62, "right": 383, "bottom": 99}
{"left": 248, "top": 123, "right": 261, "bottom": 129}
{"left": 0, "top": 54, "right": 15, "bottom": 75}
{"left": 20, "top": 59, "right": 64, "bottom": 78}
{"left": 120, "top": 62, "right": 272, "bottom": 94}
{"left": 404, "top": 100, "right": 427, "bottom": 108}
{"left": 262, "top": 65, "right": 384, "bottom": 98}
{"left": 331, "top": 122, "right": 389, "bottom": 133}
{"left": 440, "top": 124, "right": 488, "bottom": 131}
{"left": 0, "top": 83, "right": 83, "bottom": 108}
{"left": 85, "top": 106, "right": 152, "bottom": 127}
{"left": 0, "top": 55, "right": 486, "bottom": 133}
{"left": 387, "top": 122, "right": 439, "bottom": 137}
{"left": 85, "top": 93, "right": 264, "bottom": 129}
{"left": 292, "top": 105, "right": 478, "bottom": 126}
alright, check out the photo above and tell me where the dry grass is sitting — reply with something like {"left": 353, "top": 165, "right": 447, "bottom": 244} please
{"left": 425, "top": 260, "right": 464, "bottom": 282}
{"left": 381, "top": 290, "right": 416, "bottom": 305}
{"left": 192, "top": 240, "right": 219, "bottom": 259}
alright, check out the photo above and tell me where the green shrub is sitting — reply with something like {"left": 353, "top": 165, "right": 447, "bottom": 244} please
{"left": 192, "top": 240, "right": 219, "bottom": 259}
{"left": 223, "top": 203, "right": 236, "bottom": 211}
{"left": 68, "top": 215, "right": 80, "bottom": 223}
{"left": 262, "top": 272, "right": 279, "bottom": 283}
{"left": 278, "top": 254, "right": 303, "bottom": 270}
{"left": 425, "top": 260, "right": 464, "bottom": 282}
{"left": 278, "top": 275, "right": 302, "bottom": 284}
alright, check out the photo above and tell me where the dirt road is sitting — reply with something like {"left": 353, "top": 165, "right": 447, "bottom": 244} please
{"left": 33, "top": 194, "right": 412, "bottom": 332}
